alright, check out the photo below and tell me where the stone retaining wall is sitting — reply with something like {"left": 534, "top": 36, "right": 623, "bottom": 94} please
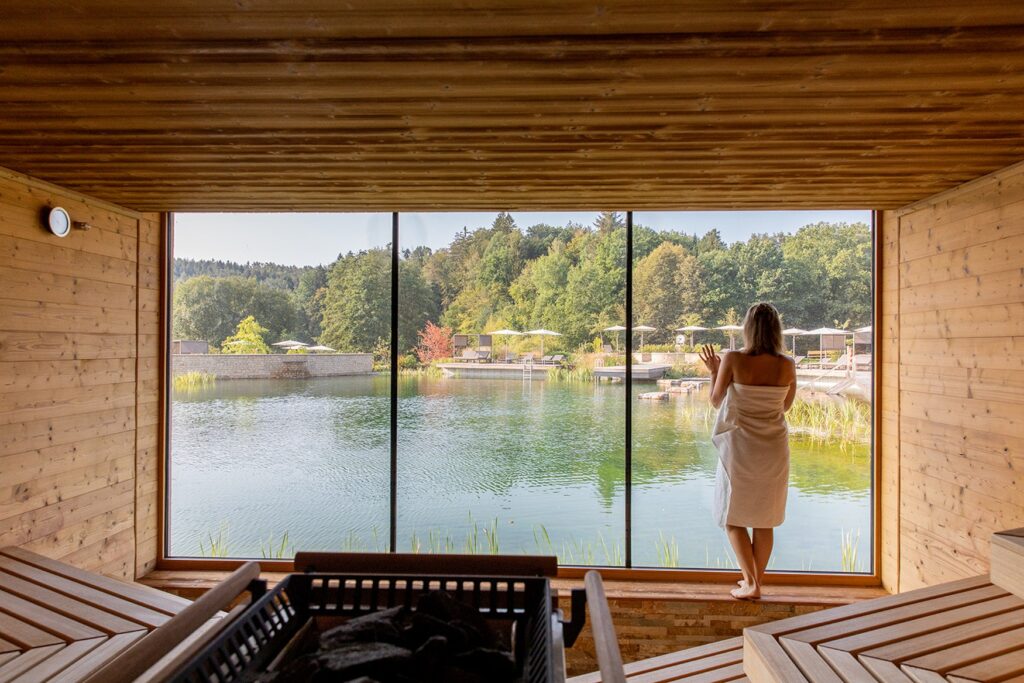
{"left": 171, "top": 353, "right": 373, "bottom": 379}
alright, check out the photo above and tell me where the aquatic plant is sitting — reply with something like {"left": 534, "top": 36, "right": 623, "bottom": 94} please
{"left": 548, "top": 366, "right": 594, "bottom": 383}
{"left": 656, "top": 532, "right": 680, "bottom": 567}
{"left": 198, "top": 526, "right": 230, "bottom": 558}
{"left": 260, "top": 531, "right": 293, "bottom": 559}
{"left": 787, "top": 396, "right": 871, "bottom": 446}
{"left": 841, "top": 528, "right": 863, "bottom": 573}
{"left": 172, "top": 371, "right": 216, "bottom": 392}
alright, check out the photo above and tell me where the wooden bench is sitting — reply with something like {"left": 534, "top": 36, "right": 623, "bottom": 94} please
{"left": 745, "top": 574, "right": 1024, "bottom": 682}
{"left": 569, "top": 637, "right": 748, "bottom": 682}
{"left": 567, "top": 571, "right": 749, "bottom": 683}
{"left": 0, "top": 546, "right": 259, "bottom": 683}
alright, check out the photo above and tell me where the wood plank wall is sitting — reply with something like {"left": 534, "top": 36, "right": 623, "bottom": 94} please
{"left": 0, "top": 165, "right": 162, "bottom": 581}
{"left": 879, "top": 209, "right": 900, "bottom": 593}
{"left": 889, "top": 159, "right": 1024, "bottom": 590}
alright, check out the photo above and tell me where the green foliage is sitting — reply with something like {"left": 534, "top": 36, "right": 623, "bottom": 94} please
{"left": 221, "top": 315, "right": 271, "bottom": 354}
{"left": 841, "top": 529, "right": 864, "bottom": 572}
{"left": 633, "top": 242, "right": 702, "bottom": 342}
{"left": 173, "top": 275, "right": 297, "bottom": 349}
{"left": 398, "top": 353, "right": 419, "bottom": 370}
{"left": 319, "top": 248, "right": 391, "bottom": 353}
{"left": 286, "top": 346, "right": 309, "bottom": 354}
{"left": 172, "top": 371, "right": 216, "bottom": 392}
{"left": 260, "top": 531, "right": 293, "bottom": 559}
{"left": 199, "top": 526, "right": 230, "bottom": 558}
{"left": 787, "top": 396, "right": 871, "bottom": 446}
{"left": 173, "top": 214, "right": 871, "bottom": 360}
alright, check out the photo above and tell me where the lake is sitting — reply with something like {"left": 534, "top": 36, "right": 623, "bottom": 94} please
{"left": 169, "top": 375, "right": 871, "bottom": 572}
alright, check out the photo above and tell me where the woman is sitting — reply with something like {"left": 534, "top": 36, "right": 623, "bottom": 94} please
{"left": 699, "top": 303, "right": 796, "bottom": 600}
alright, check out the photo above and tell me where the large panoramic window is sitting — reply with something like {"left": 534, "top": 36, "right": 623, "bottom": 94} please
{"left": 630, "top": 212, "right": 873, "bottom": 571}
{"left": 396, "top": 212, "right": 626, "bottom": 564}
{"left": 165, "top": 210, "right": 873, "bottom": 575}
{"left": 168, "top": 213, "right": 392, "bottom": 558}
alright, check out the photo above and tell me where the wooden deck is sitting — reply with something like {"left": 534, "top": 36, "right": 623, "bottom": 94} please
{"left": 437, "top": 361, "right": 556, "bottom": 379}
{"left": 0, "top": 546, "right": 192, "bottom": 682}
{"left": 594, "top": 365, "right": 672, "bottom": 381}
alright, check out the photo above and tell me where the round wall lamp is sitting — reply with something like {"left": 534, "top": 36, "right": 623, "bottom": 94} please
{"left": 43, "top": 206, "right": 93, "bottom": 238}
{"left": 46, "top": 206, "right": 71, "bottom": 237}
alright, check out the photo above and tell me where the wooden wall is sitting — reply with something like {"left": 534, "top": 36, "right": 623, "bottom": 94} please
{"left": 0, "top": 165, "right": 162, "bottom": 581}
{"left": 886, "top": 159, "right": 1024, "bottom": 590}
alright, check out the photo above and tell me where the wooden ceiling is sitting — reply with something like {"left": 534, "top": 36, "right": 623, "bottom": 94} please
{"left": 1, "top": 1, "right": 1024, "bottom": 211}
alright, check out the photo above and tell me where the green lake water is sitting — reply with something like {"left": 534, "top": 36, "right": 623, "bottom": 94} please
{"left": 169, "top": 375, "right": 871, "bottom": 571}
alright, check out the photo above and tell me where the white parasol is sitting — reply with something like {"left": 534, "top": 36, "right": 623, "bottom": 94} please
{"left": 526, "top": 329, "right": 561, "bottom": 356}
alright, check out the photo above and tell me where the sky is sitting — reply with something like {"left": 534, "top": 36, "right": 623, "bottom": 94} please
{"left": 172, "top": 210, "right": 872, "bottom": 267}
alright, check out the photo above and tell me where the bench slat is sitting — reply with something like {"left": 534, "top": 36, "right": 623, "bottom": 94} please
{"left": 49, "top": 631, "right": 146, "bottom": 683}
{"left": 0, "top": 587, "right": 105, "bottom": 642}
{"left": 0, "top": 548, "right": 189, "bottom": 615}
{"left": 901, "top": 624, "right": 1024, "bottom": 674}
{"left": 0, "top": 645, "right": 63, "bottom": 681}
{"left": 0, "top": 556, "right": 170, "bottom": 629}
{"left": 786, "top": 585, "right": 1008, "bottom": 645}
{"left": 820, "top": 594, "right": 1022, "bottom": 653}
{"left": 859, "top": 607, "right": 1024, "bottom": 662}
{"left": 0, "top": 569, "right": 146, "bottom": 634}
{"left": 0, "top": 611, "right": 63, "bottom": 649}
{"left": 8, "top": 637, "right": 103, "bottom": 683}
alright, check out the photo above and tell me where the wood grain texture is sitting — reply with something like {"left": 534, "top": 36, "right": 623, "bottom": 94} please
{"left": 0, "top": 166, "right": 162, "bottom": 582}
{"left": 1, "top": 3, "right": 1024, "bottom": 210}
{"left": 894, "top": 161, "right": 1024, "bottom": 591}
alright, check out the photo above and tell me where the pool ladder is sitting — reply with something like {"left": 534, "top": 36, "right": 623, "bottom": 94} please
{"left": 523, "top": 359, "right": 533, "bottom": 381}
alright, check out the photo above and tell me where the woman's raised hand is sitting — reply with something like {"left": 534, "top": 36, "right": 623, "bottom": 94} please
{"left": 699, "top": 345, "right": 721, "bottom": 374}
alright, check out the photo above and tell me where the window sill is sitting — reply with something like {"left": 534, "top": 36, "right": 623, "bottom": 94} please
{"left": 139, "top": 569, "right": 887, "bottom": 606}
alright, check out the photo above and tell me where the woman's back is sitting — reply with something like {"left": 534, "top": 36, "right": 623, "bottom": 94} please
{"left": 727, "top": 350, "right": 795, "bottom": 388}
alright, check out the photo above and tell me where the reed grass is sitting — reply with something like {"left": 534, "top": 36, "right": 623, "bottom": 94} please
{"left": 260, "top": 531, "right": 292, "bottom": 559}
{"left": 841, "top": 528, "right": 863, "bottom": 573}
{"left": 547, "top": 366, "right": 594, "bottom": 382}
{"left": 173, "top": 371, "right": 216, "bottom": 392}
{"left": 198, "top": 526, "right": 229, "bottom": 558}
{"left": 656, "top": 532, "right": 679, "bottom": 567}
{"left": 788, "top": 397, "right": 871, "bottom": 446}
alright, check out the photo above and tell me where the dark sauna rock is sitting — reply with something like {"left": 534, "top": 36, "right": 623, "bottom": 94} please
{"left": 315, "top": 641, "right": 412, "bottom": 679}
{"left": 453, "top": 647, "right": 517, "bottom": 682}
{"left": 320, "top": 606, "right": 408, "bottom": 649}
{"left": 413, "top": 592, "right": 495, "bottom": 648}
{"left": 403, "top": 612, "right": 473, "bottom": 652}
{"left": 411, "top": 635, "right": 449, "bottom": 680}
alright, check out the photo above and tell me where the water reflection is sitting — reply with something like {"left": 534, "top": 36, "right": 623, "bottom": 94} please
{"left": 170, "top": 375, "right": 870, "bottom": 570}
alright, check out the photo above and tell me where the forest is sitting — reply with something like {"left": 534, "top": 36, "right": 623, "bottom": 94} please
{"left": 172, "top": 212, "right": 871, "bottom": 356}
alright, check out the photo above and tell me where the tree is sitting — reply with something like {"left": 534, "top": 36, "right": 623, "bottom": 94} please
{"left": 173, "top": 275, "right": 296, "bottom": 348}
{"left": 593, "top": 211, "right": 625, "bottom": 234}
{"left": 399, "top": 260, "right": 440, "bottom": 352}
{"left": 416, "top": 321, "right": 454, "bottom": 363}
{"left": 221, "top": 315, "right": 271, "bottom": 354}
{"left": 492, "top": 211, "right": 517, "bottom": 232}
{"left": 319, "top": 249, "right": 392, "bottom": 352}
{"left": 633, "top": 243, "right": 702, "bottom": 342}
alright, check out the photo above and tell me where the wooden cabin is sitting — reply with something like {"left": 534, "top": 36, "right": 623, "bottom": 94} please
{"left": 1, "top": 2, "right": 1023, "bottom": 681}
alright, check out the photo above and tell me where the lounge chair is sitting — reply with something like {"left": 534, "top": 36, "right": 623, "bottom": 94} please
{"left": 551, "top": 354, "right": 566, "bottom": 365}
{"left": 476, "top": 350, "right": 491, "bottom": 362}
{"left": 539, "top": 355, "right": 553, "bottom": 364}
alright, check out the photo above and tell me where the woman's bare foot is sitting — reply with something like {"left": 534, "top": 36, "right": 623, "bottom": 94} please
{"left": 730, "top": 582, "right": 761, "bottom": 600}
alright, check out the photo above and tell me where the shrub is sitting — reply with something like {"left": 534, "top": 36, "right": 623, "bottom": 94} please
{"left": 416, "top": 321, "right": 454, "bottom": 363}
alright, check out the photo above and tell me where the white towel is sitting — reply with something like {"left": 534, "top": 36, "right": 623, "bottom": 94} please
{"left": 711, "top": 383, "right": 790, "bottom": 528}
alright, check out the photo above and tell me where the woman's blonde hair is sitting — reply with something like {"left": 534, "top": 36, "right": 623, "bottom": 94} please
{"left": 742, "top": 302, "right": 784, "bottom": 356}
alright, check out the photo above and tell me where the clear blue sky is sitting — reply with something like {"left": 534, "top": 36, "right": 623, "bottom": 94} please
{"left": 173, "top": 210, "right": 871, "bottom": 267}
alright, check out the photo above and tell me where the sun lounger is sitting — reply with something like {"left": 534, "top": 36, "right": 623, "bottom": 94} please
{"left": 551, "top": 354, "right": 566, "bottom": 365}
{"left": 540, "top": 355, "right": 553, "bottom": 364}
